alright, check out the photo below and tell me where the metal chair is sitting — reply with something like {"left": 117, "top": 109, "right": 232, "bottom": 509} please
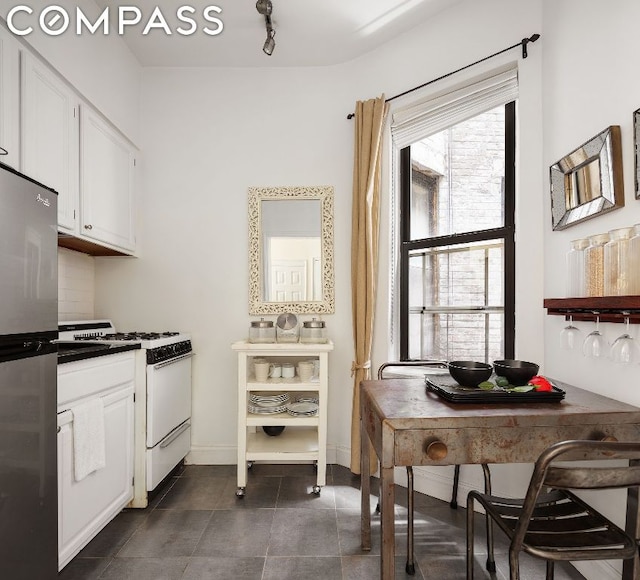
{"left": 376, "top": 361, "right": 495, "bottom": 575}
{"left": 467, "top": 439, "right": 640, "bottom": 580}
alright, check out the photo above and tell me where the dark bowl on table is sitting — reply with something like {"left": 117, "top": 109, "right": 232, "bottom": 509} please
{"left": 262, "top": 425, "right": 285, "bottom": 437}
{"left": 493, "top": 359, "right": 539, "bottom": 386}
{"left": 448, "top": 361, "right": 493, "bottom": 387}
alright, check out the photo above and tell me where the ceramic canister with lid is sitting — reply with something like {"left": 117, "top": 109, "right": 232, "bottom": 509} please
{"left": 249, "top": 318, "right": 275, "bottom": 343}
{"left": 566, "top": 238, "right": 588, "bottom": 297}
{"left": 584, "top": 232, "right": 610, "bottom": 297}
{"left": 604, "top": 227, "right": 634, "bottom": 296}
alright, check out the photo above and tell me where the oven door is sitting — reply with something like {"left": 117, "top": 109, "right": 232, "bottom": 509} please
{"left": 146, "top": 352, "right": 193, "bottom": 448}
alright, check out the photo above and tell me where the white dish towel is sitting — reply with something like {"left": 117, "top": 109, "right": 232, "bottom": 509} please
{"left": 72, "top": 398, "right": 106, "bottom": 482}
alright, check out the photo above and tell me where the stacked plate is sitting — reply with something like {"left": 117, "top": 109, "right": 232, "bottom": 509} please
{"left": 248, "top": 392, "right": 289, "bottom": 414}
{"left": 295, "top": 396, "right": 319, "bottom": 405}
{"left": 286, "top": 401, "right": 319, "bottom": 417}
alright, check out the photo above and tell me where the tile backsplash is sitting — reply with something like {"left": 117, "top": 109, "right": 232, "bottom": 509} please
{"left": 58, "top": 248, "right": 95, "bottom": 321}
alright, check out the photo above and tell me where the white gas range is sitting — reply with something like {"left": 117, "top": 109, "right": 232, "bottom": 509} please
{"left": 58, "top": 320, "right": 193, "bottom": 508}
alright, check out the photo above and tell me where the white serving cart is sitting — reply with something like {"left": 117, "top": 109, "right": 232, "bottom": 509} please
{"left": 231, "top": 340, "right": 333, "bottom": 496}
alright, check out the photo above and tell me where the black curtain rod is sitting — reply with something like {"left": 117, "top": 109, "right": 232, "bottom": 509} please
{"left": 347, "top": 33, "right": 540, "bottom": 119}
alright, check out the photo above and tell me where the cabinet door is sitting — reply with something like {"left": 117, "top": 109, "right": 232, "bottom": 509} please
{"left": 0, "top": 27, "right": 20, "bottom": 169}
{"left": 21, "top": 52, "right": 78, "bottom": 231}
{"left": 80, "top": 105, "right": 136, "bottom": 252}
{"left": 58, "top": 390, "right": 134, "bottom": 570}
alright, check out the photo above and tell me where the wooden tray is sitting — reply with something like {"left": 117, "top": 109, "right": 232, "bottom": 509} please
{"left": 425, "top": 375, "right": 565, "bottom": 404}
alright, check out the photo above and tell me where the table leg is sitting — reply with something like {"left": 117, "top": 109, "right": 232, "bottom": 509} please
{"left": 622, "top": 459, "right": 640, "bottom": 580}
{"left": 361, "top": 400, "right": 371, "bottom": 551}
{"left": 380, "top": 466, "right": 395, "bottom": 580}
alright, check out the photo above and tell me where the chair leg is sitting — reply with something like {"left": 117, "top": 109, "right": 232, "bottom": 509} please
{"left": 545, "top": 560, "right": 554, "bottom": 580}
{"left": 451, "top": 464, "right": 461, "bottom": 508}
{"left": 508, "top": 548, "right": 520, "bottom": 580}
{"left": 481, "top": 463, "right": 495, "bottom": 572}
{"left": 405, "top": 466, "right": 415, "bottom": 575}
{"left": 466, "top": 493, "right": 476, "bottom": 579}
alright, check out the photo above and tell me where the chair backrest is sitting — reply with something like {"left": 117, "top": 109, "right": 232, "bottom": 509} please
{"left": 536, "top": 440, "right": 640, "bottom": 490}
{"left": 377, "top": 360, "right": 448, "bottom": 380}
{"left": 512, "top": 440, "right": 640, "bottom": 547}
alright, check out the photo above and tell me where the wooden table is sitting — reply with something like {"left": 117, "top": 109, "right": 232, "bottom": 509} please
{"left": 359, "top": 378, "right": 640, "bottom": 579}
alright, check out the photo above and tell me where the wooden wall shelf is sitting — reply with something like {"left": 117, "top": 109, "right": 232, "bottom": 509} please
{"left": 543, "top": 296, "right": 640, "bottom": 324}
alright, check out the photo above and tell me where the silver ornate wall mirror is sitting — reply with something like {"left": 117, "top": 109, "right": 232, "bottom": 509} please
{"left": 248, "top": 185, "right": 335, "bottom": 315}
{"left": 634, "top": 108, "right": 640, "bottom": 199}
{"left": 549, "top": 125, "right": 624, "bottom": 230}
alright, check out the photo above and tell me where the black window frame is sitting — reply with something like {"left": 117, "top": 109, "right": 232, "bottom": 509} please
{"left": 399, "top": 101, "right": 516, "bottom": 361}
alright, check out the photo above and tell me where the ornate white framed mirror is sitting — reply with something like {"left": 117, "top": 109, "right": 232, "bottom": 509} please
{"left": 248, "top": 185, "right": 335, "bottom": 315}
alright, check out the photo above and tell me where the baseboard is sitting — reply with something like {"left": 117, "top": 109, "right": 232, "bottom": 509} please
{"left": 335, "top": 444, "right": 351, "bottom": 470}
{"left": 186, "top": 445, "right": 236, "bottom": 465}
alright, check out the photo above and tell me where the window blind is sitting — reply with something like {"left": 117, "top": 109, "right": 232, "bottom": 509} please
{"left": 390, "top": 67, "right": 518, "bottom": 148}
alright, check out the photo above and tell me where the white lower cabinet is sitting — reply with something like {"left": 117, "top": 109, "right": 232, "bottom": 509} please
{"left": 57, "top": 353, "right": 135, "bottom": 570}
{"left": 231, "top": 340, "right": 333, "bottom": 496}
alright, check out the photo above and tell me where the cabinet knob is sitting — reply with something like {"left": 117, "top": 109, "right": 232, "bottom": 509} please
{"left": 601, "top": 435, "right": 618, "bottom": 456}
{"left": 84, "top": 224, "right": 93, "bottom": 230}
{"left": 425, "top": 440, "right": 448, "bottom": 460}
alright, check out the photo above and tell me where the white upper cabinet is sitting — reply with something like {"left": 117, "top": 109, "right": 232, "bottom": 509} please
{"left": 21, "top": 51, "right": 137, "bottom": 255}
{"left": 0, "top": 27, "right": 20, "bottom": 170}
{"left": 80, "top": 106, "right": 136, "bottom": 252}
{"left": 21, "top": 52, "right": 79, "bottom": 231}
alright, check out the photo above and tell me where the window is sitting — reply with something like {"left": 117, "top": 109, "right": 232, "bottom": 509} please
{"left": 399, "top": 102, "right": 515, "bottom": 362}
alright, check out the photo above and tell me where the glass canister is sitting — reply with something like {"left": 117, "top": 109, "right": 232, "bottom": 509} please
{"left": 584, "top": 233, "right": 609, "bottom": 297}
{"left": 604, "top": 227, "right": 634, "bottom": 296}
{"left": 248, "top": 318, "right": 275, "bottom": 343}
{"left": 566, "top": 238, "right": 588, "bottom": 297}
{"left": 630, "top": 224, "right": 640, "bottom": 294}
{"left": 300, "top": 318, "right": 327, "bottom": 343}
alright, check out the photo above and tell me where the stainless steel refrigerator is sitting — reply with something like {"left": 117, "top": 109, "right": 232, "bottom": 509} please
{"left": 0, "top": 161, "right": 58, "bottom": 579}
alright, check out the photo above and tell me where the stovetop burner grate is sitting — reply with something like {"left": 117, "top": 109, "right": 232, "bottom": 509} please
{"left": 76, "top": 331, "right": 180, "bottom": 341}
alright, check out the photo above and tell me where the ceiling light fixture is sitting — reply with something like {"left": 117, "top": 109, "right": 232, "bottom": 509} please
{"left": 256, "top": 0, "right": 275, "bottom": 56}
{"left": 263, "top": 28, "right": 275, "bottom": 56}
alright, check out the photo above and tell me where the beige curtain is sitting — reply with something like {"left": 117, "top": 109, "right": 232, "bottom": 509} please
{"left": 350, "top": 95, "right": 389, "bottom": 474}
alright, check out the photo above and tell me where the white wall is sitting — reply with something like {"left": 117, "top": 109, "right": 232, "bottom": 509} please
{"left": 94, "top": 0, "right": 545, "bottom": 490}
{"left": 541, "top": 4, "right": 640, "bottom": 578}
{"left": 542, "top": 0, "right": 640, "bottom": 405}
{"left": 95, "top": 65, "right": 356, "bottom": 464}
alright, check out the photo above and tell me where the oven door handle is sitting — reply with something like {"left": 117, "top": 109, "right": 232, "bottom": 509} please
{"left": 151, "top": 351, "right": 194, "bottom": 370}
{"left": 160, "top": 421, "right": 190, "bottom": 448}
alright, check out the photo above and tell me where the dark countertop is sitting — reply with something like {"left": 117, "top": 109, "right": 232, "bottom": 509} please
{"left": 57, "top": 342, "right": 141, "bottom": 364}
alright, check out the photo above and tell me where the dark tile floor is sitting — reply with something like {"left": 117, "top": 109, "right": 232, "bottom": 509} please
{"left": 58, "top": 464, "right": 586, "bottom": 579}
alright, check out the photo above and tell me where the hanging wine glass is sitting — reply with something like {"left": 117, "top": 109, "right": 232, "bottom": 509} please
{"left": 582, "top": 313, "right": 608, "bottom": 358}
{"left": 610, "top": 314, "right": 640, "bottom": 364}
{"left": 560, "top": 315, "right": 582, "bottom": 351}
